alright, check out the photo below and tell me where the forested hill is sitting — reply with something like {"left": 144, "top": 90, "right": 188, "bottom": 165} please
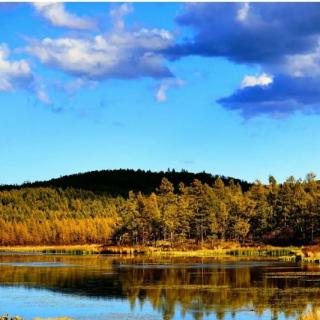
{"left": 1, "top": 171, "right": 320, "bottom": 246}
{"left": 0, "top": 169, "right": 251, "bottom": 196}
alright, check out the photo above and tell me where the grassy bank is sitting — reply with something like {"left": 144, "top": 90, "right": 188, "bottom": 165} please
{"left": 0, "top": 242, "right": 319, "bottom": 263}
{"left": 0, "top": 244, "right": 101, "bottom": 255}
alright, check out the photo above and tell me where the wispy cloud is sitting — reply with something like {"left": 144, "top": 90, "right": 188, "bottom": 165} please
{"left": 36, "top": 87, "right": 51, "bottom": 105}
{"left": 63, "top": 78, "right": 96, "bottom": 94}
{"left": 155, "top": 78, "right": 186, "bottom": 103}
{"left": 182, "top": 160, "right": 195, "bottom": 165}
{"left": 236, "top": 3, "right": 250, "bottom": 22}
{"left": 33, "top": 3, "right": 96, "bottom": 30}
{"left": 110, "top": 3, "right": 133, "bottom": 31}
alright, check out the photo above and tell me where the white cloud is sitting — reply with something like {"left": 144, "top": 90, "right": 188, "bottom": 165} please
{"left": 0, "top": 43, "right": 32, "bottom": 91}
{"left": 36, "top": 87, "right": 51, "bottom": 104}
{"left": 241, "top": 73, "right": 273, "bottom": 89}
{"left": 110, "top": 3, "right": 133, "bottom": 30}
{"left": 33, "top": 3, "right": 96, "bottom": 30}
{"left": 278, "top": 47, "right": 320, "bottom": 78}
{"left": 64, "top": 78, "right": 97, "bottom": 94}
{"left": 155, "top": 78, "right": 186, "bottom": 103}
{"left": 236, "top": 3, "right": 250, "bottom": 22}
{"left": 26, "top": 23, "right": 174, "bottom": 80}
{"left": 0, "top": 43, "right": 49, "bottom": 105}
{"left": 24, "top": 4, "right": 178, "bottom": 105}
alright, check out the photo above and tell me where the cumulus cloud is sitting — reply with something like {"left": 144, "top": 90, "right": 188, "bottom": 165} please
{"left": 173, "top": 3, "right": 320, "bottom": 64}
{"left": 0, "top": 43, "right": 51, "bottom": 105}
{"left": 155, "top": 78, "right": 185, "bottom": 102}
{"left": 218, "top": 75, "right": 320, "bottom": 118}
{"left": 26, "top": 33, "right": 173, "bottom": 80}
{"left": 169, "top": 3, "right": 320, "bottom": 118}
{"left": 26, "top": 5, "right": 174, "bottom": 81}
{"left": 0, "top": 43, "right": 33, "bottom": 91}
{"left": 33, "top": 3, "right": 96, "bottom": 30}
{"left": 22, "top": 3, "right": 320, "bottom": 115}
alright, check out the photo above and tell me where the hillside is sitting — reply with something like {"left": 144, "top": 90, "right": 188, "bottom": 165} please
{"left": 1, "top": 169, "right": 319, "bottom": 248}
{"left": 0, "top": 169, "right": 251, "bottom": 196}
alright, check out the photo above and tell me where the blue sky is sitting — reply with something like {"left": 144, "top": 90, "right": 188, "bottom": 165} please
{"left": 1, "top": 2, "right": 320, "bottom": 185}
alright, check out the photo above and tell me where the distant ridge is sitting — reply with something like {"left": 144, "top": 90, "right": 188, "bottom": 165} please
{"left": 0, "top": 169, "right": 251, "bottom": 196}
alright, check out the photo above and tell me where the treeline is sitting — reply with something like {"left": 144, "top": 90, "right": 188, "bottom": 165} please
{"left": 0, "top": 169, "right": 251, "bottom": 196}
{"left": 115, "top": 173, "right": 320, "bottom": 246}
{"left": 0, "top": 256, "right": 317, "bottom": 320}
{"left": 0, "top": 188, "right": 120, "bottom": 245}
{"left": 0, "top": 172, "right": 320, "bottom": 246}
{"left": 0, "top": 217, "right": 115, "bottom": 245}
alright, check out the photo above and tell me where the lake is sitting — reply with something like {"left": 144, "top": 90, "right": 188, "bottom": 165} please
{"left": 0, "top": 254, "right": 320, "bottom": 320}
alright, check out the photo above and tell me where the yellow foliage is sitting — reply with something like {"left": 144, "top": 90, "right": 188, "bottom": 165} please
{"left": 299, "top": 309, "right": 320, "bottom": 320}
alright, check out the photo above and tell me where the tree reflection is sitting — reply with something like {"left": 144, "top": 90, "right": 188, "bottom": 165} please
{"left": 0, "top": 255, "right": 320, "bottom": 320}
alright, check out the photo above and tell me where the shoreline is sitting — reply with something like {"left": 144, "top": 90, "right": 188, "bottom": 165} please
{"left": 0, "top": 244, "right": 319, "bottom": 263}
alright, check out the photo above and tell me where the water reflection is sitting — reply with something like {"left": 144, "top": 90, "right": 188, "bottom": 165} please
{"left": 0, "top": 254, "right": 320, "bottom": 320}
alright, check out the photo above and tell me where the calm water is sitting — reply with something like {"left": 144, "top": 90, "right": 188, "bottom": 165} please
{"left": 0, "top": 254, "right": 320, "bottom": 320}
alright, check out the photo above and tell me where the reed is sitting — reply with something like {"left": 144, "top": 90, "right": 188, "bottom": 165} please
{"left": 100, "top": 245, "right": 151, "bottom": 254}
{"left": 1, "top": 244, "right": 319, "bottom": 264}
{"left": 0, "top": 244, "right": 101, "bottom": 255}
{"left": 302, "top": 257, "right": 320, "bottom": 264}
{"left": 226, "top": 247, "right": 298, "bottom": 257}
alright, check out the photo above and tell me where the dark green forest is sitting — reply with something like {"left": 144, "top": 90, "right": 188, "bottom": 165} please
{"left": 0, "top": 169, "right": 319, "bottom": 246}
{"left": 0, "top": 169, "right": 250, "bottom": 195}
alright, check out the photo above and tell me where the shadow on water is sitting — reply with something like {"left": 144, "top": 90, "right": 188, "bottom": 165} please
{"left": 0, "top": 254, "right": 320, "bottom": 320}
